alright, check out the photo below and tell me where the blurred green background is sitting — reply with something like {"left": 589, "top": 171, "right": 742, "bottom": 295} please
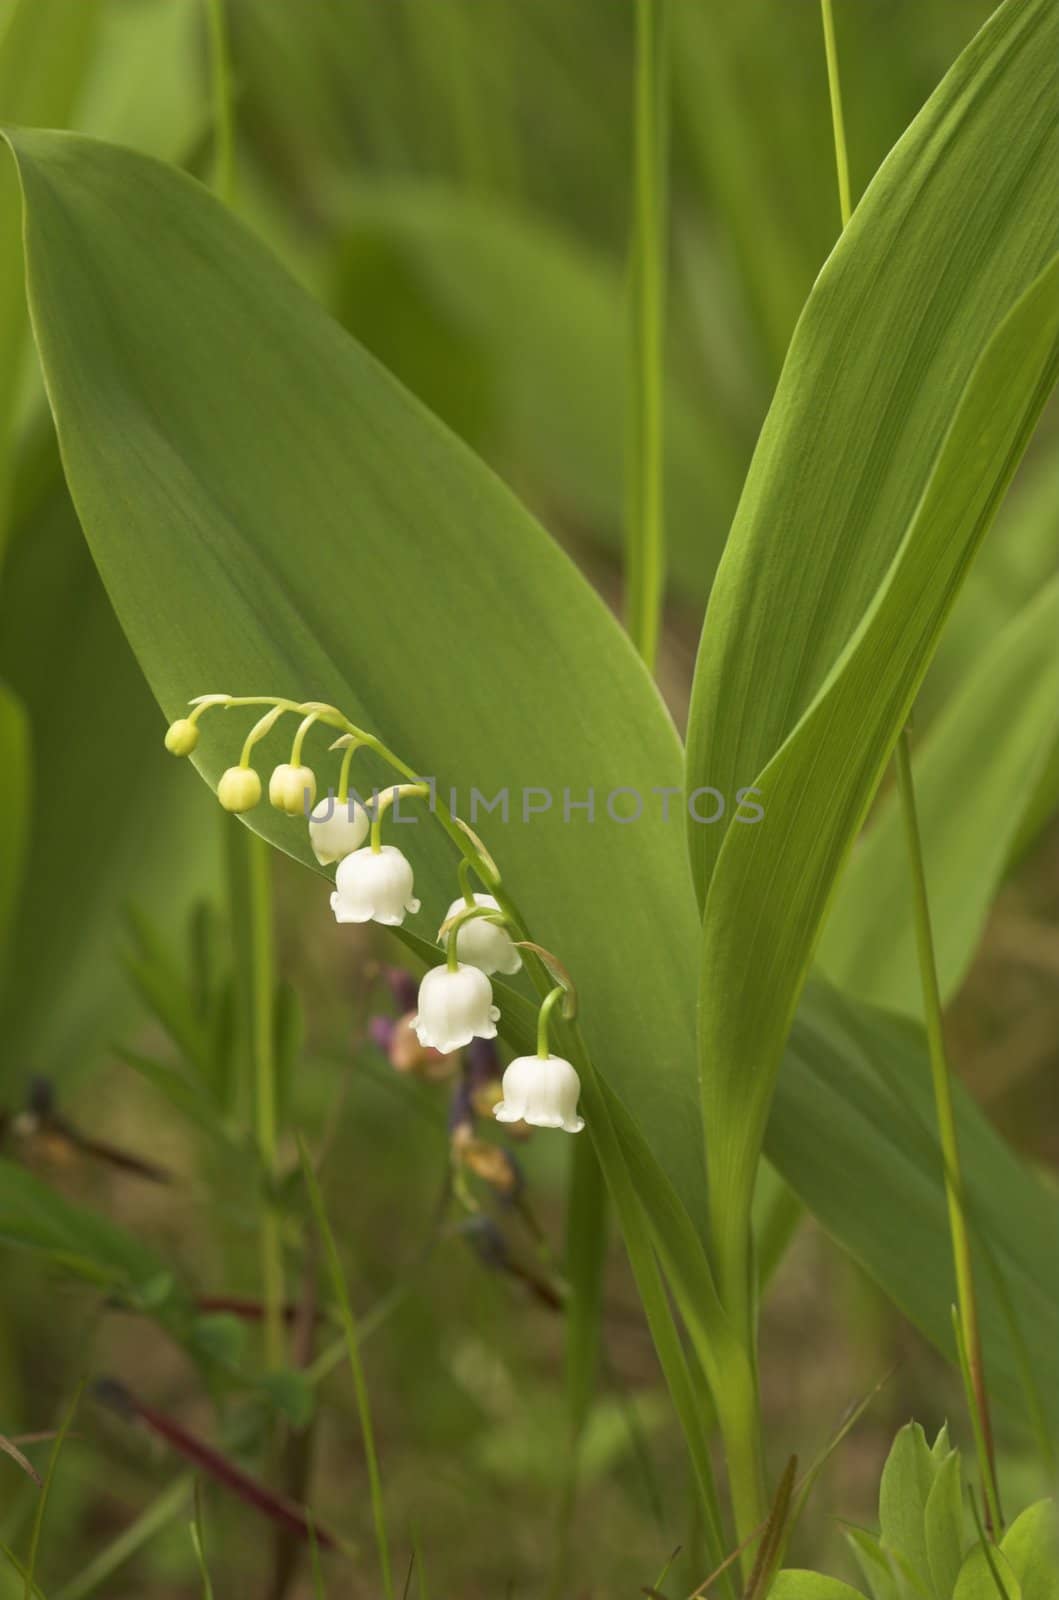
{"left": 0, "top": 1, "right": 1056, "bottom": 1594}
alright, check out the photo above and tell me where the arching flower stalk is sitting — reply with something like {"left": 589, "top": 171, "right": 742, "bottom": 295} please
{"left": 163, "top": 692, "right": 587, "bottom": 1132}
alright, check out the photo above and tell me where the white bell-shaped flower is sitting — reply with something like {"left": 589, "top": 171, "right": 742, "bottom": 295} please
{"left": 331, "top": 844, "right": 420, "bottom": 926}
{"left": 310, "top": 796, "right": 371, "bottom": 864}
{"left": 494, "top": 1054, "right": 584, "bottom": 1133}
{"left": 442, "top": 895, "right": 522, "bottom": 976}
{"left": 413, "top": 964, "right": 500, "bottom": 1054}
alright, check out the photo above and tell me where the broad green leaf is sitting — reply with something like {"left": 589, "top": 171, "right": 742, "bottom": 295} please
{"left": 879, "top": 1423, "right": 937, "bottom": 1588}
{"left": 771, "top": 982, "right": 1059, "bottom": 1440}
{"left": 0, "top": 678, "right": 28, "bottom": 970}
{"left": 954, "top": 1546, "right": 1023, "bottom": 1600}
{"left": 1001, "top": 1503, "right": 1059, "bottom": 1600}
{"left": 1, "top": 126, "right": 709, "bottom": 1232}
{"left": 820, "top": 579, "right": 1059, "bottom": 1014}
{"left": 0, "top": 477, "right": 218, "bottom": 1083}
{"left": 699, "top": 248, "right": 1059, "bottom": 1288}
{"left": 7, "top": 113, "right": 1058, "bottom": 1460}
{"left": 687, "top": 0, "right": 1059, "bottom": 906}
{"left": 770, "top": 1575, "right": 866, "bottom": 1600}
{"left": 0, "top": 0, "right": 98, "bottom": 541}
{"left": 925, "top": 1450, "right": 966, "bottom": 1600}
{"left": 687, "top": 0, "right": 1059, "bottom": 1277}
{"left": 925, "top": 452, "right": 1059, "bottom": 719}
{"left": 329, "top": 185, "right": 742, "bottom": 600}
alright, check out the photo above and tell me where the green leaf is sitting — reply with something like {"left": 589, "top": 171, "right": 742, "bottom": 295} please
{"left": 701, "top": 244, "right": 1058, "bottom": 1294}
{"left": 683, "top": 0, "right": 1059, "bottom": 1264}
{"left": 687, "top": 0, "right": 1059, "bottom": 906}
{"left": 879, "top": 1423, "right": 937, "bottom": 1588}
{"left": 0, "top": 479, "right": 219, "bottom": 1083}
{"left": 820, "top": 579, "right": 1059, "bottom": 1014}
{"left": 845, "top": 1526, "right": 900, "bottom": 1600}
{"left": 260, "top": 1368, "right": 316, "bottom": 1431}
{"left": 925, "top": 452, "right": 1059, "bottom": 720}
{"left": 925, "top": 1449, "right": 966, "bottom": 1600}
{"left": 771, "top": 982, "right": 1059, "bottom": 1440}
{"left": 954, "top": 1545, "right": 1023, "bottom": 1600}
{"left": 0, "top": 679, "right": 28, "bottom": 972}
{"left": 1001, "top": 1502, "right": 1059, "bottom": 1600}
{"left": 115, "top": 1048, "right": 228, "bottom": 1145}
{"left": 770, "top": 1575, "right": 866, "bottom": 1600}
{"left": 1, "top": 125, "right": 709, "bottom": 1234}
{"left": 0, "top": 1155, "right": 180, "bottom": 1303}
{"left": 0, "top": 0, "right": 99, "bottom": 539}
{"left": 189, "top": 1312, "right": 247, "bottom": 1372}
{"left": 329, "top": 184, "right": 741, "bottom": 600}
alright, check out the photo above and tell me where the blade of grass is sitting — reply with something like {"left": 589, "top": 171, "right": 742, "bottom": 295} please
{"left": 625, "top": 0, "right": 669, "bottom": 670}
{"left": 896, "top": 736, "right": 1001, "bottom": 1533}
{"left": 190, "top": 1481, "right": 215, "bottom": 1599}
{"left": 53, "top": 1475, "right": 194, "bottom": 1600}
{"left": 23, "top": 1383, "right": 82, "bottom": 1600}
{"left": 204, "top": 0, "right": 234, "bottom": 205}
{"left": 0, "top": 1543, "right": 47, "bottom": 1599}
{"left": 549, "top": 1139, "right": 608, "bottom": 1597}
{"left": 298, "top": 1137, "right": 393, "bottom": 1600}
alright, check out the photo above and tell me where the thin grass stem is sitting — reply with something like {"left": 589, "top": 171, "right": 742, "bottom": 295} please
{"left": 898, "top": 742, "right": 1001, "bottom": 1532}
{"left": 299, "top": 1139, "right": 394, "bottom": 1600}
{"left": 53, "top": 1476, "right": 193, "bottom": 1600}
{"left": 204, "top": 0, "right": 235, "bottom": 207}
{"left": 248, "top": 829, "right": 285, "bottom": 1371}
{"left": 625, "top": 0, "right": 668, "bottom": 672}
{"left": 24, "top": 1385, "right": 82, "bottom": 1600}
{"left": 819, "top": 0, "right": 852, "bottom": 227}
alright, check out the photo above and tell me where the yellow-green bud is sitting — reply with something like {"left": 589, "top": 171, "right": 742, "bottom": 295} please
{"left": 164, "top": 718, "right": 199, "bottom": 756}
{"left": 268, "top": 762, "right": 317, "bottom": 816}
{"left": 218, "top": 766, "right": 262, "bottom": 813}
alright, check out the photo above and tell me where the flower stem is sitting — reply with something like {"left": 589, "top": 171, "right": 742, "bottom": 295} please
{"left": 247, "top": 829, "right": 285, "bottom": 1370}
{"left": 457, "top": 856, "right": 478, "bottom": 906}
{"left": 625, "top": 0, "right": 669, "bottom": 673}
{"left": 895, "top": 734, "right": 1001, "bottom": 1532}
{"left": 536, "top": 986, "right": 565, "bottom": 1059}
{"left": 368, "top": 783, "right": 430, "bottom": 853}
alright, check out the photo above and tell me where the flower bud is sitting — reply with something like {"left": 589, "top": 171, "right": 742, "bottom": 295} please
{"left": 309, "top": 797, "right": 371, "bottom": 863}
{"left": 217, "top": 766, "right": 262, "bottom": 813}
{"left": 442, "top": 895, "right": 522, "bottom": 976}
{"left": 269, "top": 762, "right": 317, "bottom": 816}
{"left": 412, "top": 964, "right": 500, "bottom": 1054}
{"left": 164, "top": 718, "right": 199, "bottom": 756}
{"left": 494, "top": 1054, "right": 584, "bottom": 1133}
{"left": 330, "top": 844, "right": 420, "bottom": 926}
